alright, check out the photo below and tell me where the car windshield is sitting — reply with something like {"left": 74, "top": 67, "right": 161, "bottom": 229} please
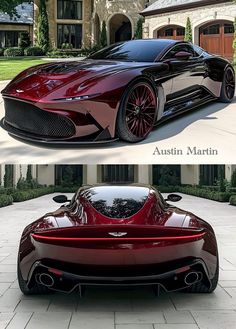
{"left": 88, "top": 40, "right": 172, "bottom": 62}
{"left": 83, "top": 186, "right": 149, "bottom": 218}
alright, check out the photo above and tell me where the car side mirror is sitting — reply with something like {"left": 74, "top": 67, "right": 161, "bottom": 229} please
{"left": 174, "top": 51, "right": 192, "bottom": 60}
{"left": 165, "top": 194, "right": 182, "bottom": 202}
{"left": 53, "top": 195, "right": 70, "bottom": 203}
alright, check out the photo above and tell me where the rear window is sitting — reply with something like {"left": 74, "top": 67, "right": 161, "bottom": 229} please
{"left": 84, "top": 186, "right": 149, "bottom": 218}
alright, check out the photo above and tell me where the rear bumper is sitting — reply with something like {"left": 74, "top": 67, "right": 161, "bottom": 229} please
{"left": 27, "top": 258, "right": 211, "bottom": 293}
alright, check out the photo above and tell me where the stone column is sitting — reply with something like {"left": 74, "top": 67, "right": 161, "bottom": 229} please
{"left": 37, "top": 165, "right": 55, "bottom": 186}
{"left": 83, "top": 0, "right": 92, "bottom": 48}
{"left": 138, "top": 165, "right": 152, "bottom": 184}
{"left": 181, "top": 165, "right": 199, "bottom": 186}
{"left": 84, "top": 165, "right": 98, "bottom": 185}
{"left": 225, "top": 165, "right": 236, "bottom": 182}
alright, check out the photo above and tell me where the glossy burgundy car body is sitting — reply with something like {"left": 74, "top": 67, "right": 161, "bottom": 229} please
{"left": 18, "top": 184, "right": 218, "bottom": 295}
{"left": 1, "top": 39, "right": 235, "bottom": 144}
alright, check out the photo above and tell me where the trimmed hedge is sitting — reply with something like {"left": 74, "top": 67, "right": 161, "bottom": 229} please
{"left": 0, "top": 194, "right": 13, "bottom": 208}
{"left": 12, "top": 187, "right": 55, "bottom": 202}
{"left": 12, "top": 186, "right": 78, "bottom": 202}
{"left": 155, "top": 185, "right": 232, "bottom": 202}
{"left": 24, "top": 46, "right": 44, "bottom": 56}
{"left": 4, "top": 47, "right": 24, "bottom": 57}
{"left": 178, "top": 186, "right": 231, "bottom": 202}
{"left": 230, "top": 195, "right": 236, "bottom": 206}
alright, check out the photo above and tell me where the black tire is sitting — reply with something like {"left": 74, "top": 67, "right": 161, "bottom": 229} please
{"left": 184, "top": 257, "right": 219, "bottom": 293}
{"left": 17, "top": 259, "right": 50, "bottom": 295}
{"left": 219, "top": 66, "right": 235, "bottom": 103}
{"left": 116, "top": 79, "right": 158, "bottom": 143}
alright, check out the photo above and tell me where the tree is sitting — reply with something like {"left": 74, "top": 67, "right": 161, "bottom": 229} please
{"left": 37, "top": 0, "right": 49, "bottom": 53}
{"left": 184, "top": 17, "right": 192, "bottom": 43}
{"left": 233, "top": 17, "right": 236, "bottom": 65}
{"left": 135, "top": 17, "right": 144, "bottom": 39}
{"left": 19, "top": 31, "right": 31, "bottom": 49}
{"left": 100, "top": 21, "right": 107, "bottom": 48}
{"left": 26, "top": 165, "right": 32, "bottom": 182}
{"left": 4, "top": 165, "right": 13, "bottom": 188}
{"left": 0, "top": 1, "right": 23, "bottom": 17}
{"left": 231, "top": 169, "right": 236, "bottom": 187}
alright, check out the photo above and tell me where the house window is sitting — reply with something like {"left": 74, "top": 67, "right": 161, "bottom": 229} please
{"left": 101, "top": 165, "right": 134, "bottom": 183}
{"left": 57, "top": 24, "right": 82, "bottom": 48}
{"left": 200, "top": 165, "right": 225, "bottom": 186}
{"left": 164, "top": 28, "right": 173, "bottom": 37}
{"left": 0, "top": 31, "right": 20, "bottom": 48}
{"left": 57, "top": 0, "right": 83, "bottom": 20}
{"left": 202, "top": 24, "right": 220, "bottom": 35}
{"left": 55, "top": 165, "right": 83, "bottom": 186}
{"left": 224, "top": 23, "right": 234, "bottom": 34}
{"left": 176, "top": 28, "right": 185, "bottom": 36}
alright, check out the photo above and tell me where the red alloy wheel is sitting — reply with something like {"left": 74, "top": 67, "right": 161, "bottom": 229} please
{"left": 124, "top": 82, "right": 157, "bottom": 140}
{"left": 225, "top": 67, "right": 235, "bottom": 100}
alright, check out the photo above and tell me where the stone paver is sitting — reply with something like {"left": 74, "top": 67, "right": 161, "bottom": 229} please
{"left": 0, "top": 81, "right": 236, "bottom": 164}
{"left": 0, "top": 193, "right": 235, "bottom": 328}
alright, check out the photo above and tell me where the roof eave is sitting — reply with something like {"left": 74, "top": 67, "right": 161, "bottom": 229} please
{"left": 141, "top": 0, "right": 231, "bottom": 17}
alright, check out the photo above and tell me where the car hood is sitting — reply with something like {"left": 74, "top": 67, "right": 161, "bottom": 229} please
{"left": 1, "top": 59, "right": 154, "bottom": 102}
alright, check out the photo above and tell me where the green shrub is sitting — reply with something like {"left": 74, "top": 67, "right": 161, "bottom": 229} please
{"left": 100, "top": 21, "right": 107, "bottom": 48}
{"left": 184, "top": 17, "right": 192, "bottom": 42}
{"left": 4, "top": 47, "right": 24, "bottom": 57}
{"left": 53, "top": 185, "right": 78, "bottom": 193}
{"left": 0, "top": 187, "right": 14, "bottom": 195}
{"left": 12, "top": 187, "right": 55, "bottom": 202}
{"left": 231, "top": 170, "right": 236, "bottom": 187}
{"left": 47, "top": 48, "right": 83, "bottom": 58}
{"left": 155, "top": 185, "right": 180, "bottom": 193}
{"left": 229, "top": 195, "right": 236, "bottom": 206}
{"left": 135, "top": 17, "right": 144, "bottom": 39}
{"left": 24, "top": 46, "right": 44, "bottom": 56}
{"left": 155, "top": 185, "right": 231, "bottom": 202}
{"left": 37, "top": 0, "right": 49, "bottom": 53}
{"left": 61, "top": 43, "right": 73, "bottom": 50}
{"left": 0, "top": 194, "right": 13, "bottom": 208}
{"left": 0, "top": 48, "right": 4, "bottom": 56}
{"left": 233, "top": 17, "right": 236, "bottom": 66}
{"left": 178, "top": 186, "right": 231, "bottom": 202}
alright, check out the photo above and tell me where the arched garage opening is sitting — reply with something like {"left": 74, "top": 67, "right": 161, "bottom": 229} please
{"left": 199, "top": 20, "right": 234, "bottom": 60}
{"left": 155, "top": 25, "right": 185, "bottom": 40}
{"left": 109, "top": 14, "right": 132, "bottom": 44}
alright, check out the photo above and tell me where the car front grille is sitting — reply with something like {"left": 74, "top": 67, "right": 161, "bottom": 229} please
{"left": 4, "top": 98, "right": 75, "bottom": 138}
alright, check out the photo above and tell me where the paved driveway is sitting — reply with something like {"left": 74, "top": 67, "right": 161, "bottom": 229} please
{"left": 0, "top": 81, "right": 236, "bottom": 164}
{"left": 0, "top": 193, "right": 236, "bottom": 328}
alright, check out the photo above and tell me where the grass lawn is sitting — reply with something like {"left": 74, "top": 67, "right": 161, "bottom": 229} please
{"left": 0, "top": 57, "right": 48, "bottom": 80}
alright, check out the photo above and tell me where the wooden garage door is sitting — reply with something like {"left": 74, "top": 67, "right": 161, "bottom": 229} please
{"left": 157, "top": 25, "right": 185, "bottom": 40}
{"left": 200, "top": 21, "right": 234, "bottom": 60}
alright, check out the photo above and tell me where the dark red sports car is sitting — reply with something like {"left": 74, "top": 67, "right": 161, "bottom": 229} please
{"left": 1, "top": 39, "right": 235, "bottom": 144}
{"left": 18, "top": 184, "right": 218, "bottom": 295}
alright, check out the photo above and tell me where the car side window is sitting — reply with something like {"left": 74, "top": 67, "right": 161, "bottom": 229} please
{"left": 162, "top": 44, "right": 196, "bottom": 60}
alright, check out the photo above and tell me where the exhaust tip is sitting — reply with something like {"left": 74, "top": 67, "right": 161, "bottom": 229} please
{"left": 184, "top": 271, "right": 201, "bottom": 286}
{"left": 38, "top": 273, "right": 54, "bottom": 287}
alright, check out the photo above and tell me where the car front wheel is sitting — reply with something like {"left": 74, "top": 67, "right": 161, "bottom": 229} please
{"left": 116, "top": 80, "right": 158, "bottom": 143}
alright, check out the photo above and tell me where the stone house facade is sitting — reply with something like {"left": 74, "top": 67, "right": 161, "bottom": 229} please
{"left": 0, "top": 165, "right": 235, "bottom": 187}
{"left": 141, "top": 0, "right": 236, "bottom": 59}
{"left": 0, "top": 2, "right": 33, "bottom": 48}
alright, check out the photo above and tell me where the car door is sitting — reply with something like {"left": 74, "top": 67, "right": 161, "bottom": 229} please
{"left": 161, "top": 43, "right": 205, "bottom": 101}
